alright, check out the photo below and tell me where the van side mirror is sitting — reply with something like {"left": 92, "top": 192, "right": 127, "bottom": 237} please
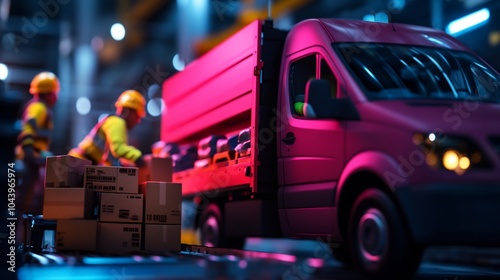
{"left": 305, "top": 79, "right": 360, "bottom": 120}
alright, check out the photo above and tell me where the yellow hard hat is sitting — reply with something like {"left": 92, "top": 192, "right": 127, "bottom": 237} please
{"left": 115, "top": 90, "right": 146, "bottom": 118}
{"left": 30, "top": 72, "right": 60, "bottom": 95}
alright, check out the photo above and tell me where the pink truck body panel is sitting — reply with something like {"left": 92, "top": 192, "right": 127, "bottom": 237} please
{"left": 161, "top": 21, "right": 261, "bottom": 144}
{"left": 162, "top": 21, "right": 262, "bottom": 196}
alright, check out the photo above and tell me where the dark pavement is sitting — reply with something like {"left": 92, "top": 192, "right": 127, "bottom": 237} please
{"left": 11, "top": 241, "right": 500, "bottom": 280}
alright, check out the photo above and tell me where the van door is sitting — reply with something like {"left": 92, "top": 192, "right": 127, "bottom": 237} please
{"left": 278, "top": 48, "right": 345, "bottom": 237}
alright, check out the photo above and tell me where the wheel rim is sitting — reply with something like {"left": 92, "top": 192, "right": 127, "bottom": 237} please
{"left": 201, "top": 215, "right": 219, "bottom": 247}
{"left": 357, "top": 208, "right": 388, "bottom": 264}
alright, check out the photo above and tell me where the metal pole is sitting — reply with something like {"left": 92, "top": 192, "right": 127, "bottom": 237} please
{"left": 268, "top": 0, "right": 272, "bottom": 19}
{"left": 431, "top": 0, "right": 443, "bottom": 30}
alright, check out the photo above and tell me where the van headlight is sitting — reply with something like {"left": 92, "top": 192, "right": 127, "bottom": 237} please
{"left": 413, "top": 133, "right": 491, "bottom": 174}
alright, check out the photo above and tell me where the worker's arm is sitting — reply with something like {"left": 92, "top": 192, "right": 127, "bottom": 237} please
{"left": 101, "top": 116, "right": 142, "bottom": 163}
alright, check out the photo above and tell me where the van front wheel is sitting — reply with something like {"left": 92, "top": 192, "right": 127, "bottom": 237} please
{"left": 348, "top": 189, "right": 422, "bottom": 279}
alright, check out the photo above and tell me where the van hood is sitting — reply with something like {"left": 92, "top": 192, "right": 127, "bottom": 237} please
{"left": 359, "top": 100, "right": 500, "bottom": 134}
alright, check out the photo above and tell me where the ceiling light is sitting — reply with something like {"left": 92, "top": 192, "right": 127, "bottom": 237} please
{"left": 172, "top": 54, "right": 185, "bottom": 71}
{"left": 76, "top": 97, "right": 91, "bottom": 115}
{"left": 0, "top": 63, "right": 8, "bottom": 80}
{"left": 110, "top": 23, "right": 126, "bottom": 41}
{"left": 446, "top": 8, "right": 490, "bottom": 36}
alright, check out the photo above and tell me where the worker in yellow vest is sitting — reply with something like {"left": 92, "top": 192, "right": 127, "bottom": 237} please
{"left": 15, "top": 71, "right": 59, "bottom": 245}
{"left": 68, "top": 89, "right": 146, "bottom": 167}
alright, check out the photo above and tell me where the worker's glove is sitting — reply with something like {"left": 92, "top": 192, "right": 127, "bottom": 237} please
{"left": 135, "top": 156, "right": 146, "bottom": 167}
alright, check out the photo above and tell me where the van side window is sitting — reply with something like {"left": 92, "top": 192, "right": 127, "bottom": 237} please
{"left": 320, "top": 59, "right": 338, "bottom": 97}
{"left": 289, "top": 55, "right": 316, "bottom": 116}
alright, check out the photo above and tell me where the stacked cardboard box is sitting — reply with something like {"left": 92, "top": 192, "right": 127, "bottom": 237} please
{"left": 82, "top": 165, "right": 142, "bottom": 254}
{"left": 42, "top": 155, "right": 181, "bottom": 254}
{"left": 43, "top": 155, "right": 97, "bottom": 252}
{"left": 138, "top": 155, "right": 173, "bottom": 183}
{"left": 139, "top": 155, "right": 181, "bottom": 252}
{"left": 141, "top": 182, "right": 182, "bottom": 252}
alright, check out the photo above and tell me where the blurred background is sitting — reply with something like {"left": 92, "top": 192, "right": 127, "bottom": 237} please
{"left": 1, "top": 0, "right": 500, "bottom": 162}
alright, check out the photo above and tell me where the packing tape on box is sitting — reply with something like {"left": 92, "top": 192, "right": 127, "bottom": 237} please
{"left": 160, "top": 184, "right": 166, "bottom": 206}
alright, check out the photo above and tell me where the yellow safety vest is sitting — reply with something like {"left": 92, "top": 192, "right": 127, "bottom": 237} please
{"left": 15, "top": 100, "right": 53, "bottom": 159}
{"left": 69, "top": 115, "right": 142, "bottom": 166}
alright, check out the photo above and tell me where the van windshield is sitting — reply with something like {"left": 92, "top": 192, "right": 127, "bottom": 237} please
{"left": 336, "top": 43, "right": 500, "bottom": 102}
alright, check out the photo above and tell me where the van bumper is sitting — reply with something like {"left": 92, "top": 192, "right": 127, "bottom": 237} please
{"left": 394, "top": 182, "right": 500, "bottom": 245}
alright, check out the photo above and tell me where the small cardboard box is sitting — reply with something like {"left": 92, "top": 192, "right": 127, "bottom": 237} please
{"left": 45, "top": 155, "right": 91, "bottom": 187}
{"left": 99, "top": 193, "right": 143, "bottom": 223}
{"left": 144, "top": 224, "right": 181, "bottom": 252}
{"left": 140, "top": 182, "right": 182, "bottom": 225}
{"left": 43, "top": 188, "right": 95, "bottom": 220}
{"left": 84, "top": 166, "right": 138, "bottom": 193}
{"left": 56, "top": 219, "right": 97, "bottom": 252}
{"left": 97, "top": 222, "right": 141, "bottom": 254}
{"left": 138, "top": 155, "right": 173, "bottom": 183}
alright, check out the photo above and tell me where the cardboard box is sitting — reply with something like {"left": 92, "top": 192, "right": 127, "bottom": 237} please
{"left": 84, "top": 166, "right": 138, "bottom": 193}
{"left": 56, "top": 220, "right": 97, "bottom": 251}
{"left": 43, "top": 188, "right": 95, "bottom": 220}
{"left": 99, "top": 193, "right": 143, "bottom": 223}
{"left": 45, "top": 155, "right": 91, "bottom": 187}
{"left": 138, "top": 155, "right": 173, "bottom": 183}
{"left": 140, "top": 182, "right": 182, "bottom": 224}
{"left": 97, "top": 223, "right": 141, "bottom": 254}
{"left": 144, "top": 224, "right": 181, "bottom": 252}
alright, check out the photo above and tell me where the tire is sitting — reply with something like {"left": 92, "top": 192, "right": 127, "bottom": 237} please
{"left": 198, "top": 203, "right": 244, "bottom": 248}
{"left": 348, "top": 189, "right": 422, "bottom": 280}
{"left": 198, "top": 203, "right": 223, "bottom": 248}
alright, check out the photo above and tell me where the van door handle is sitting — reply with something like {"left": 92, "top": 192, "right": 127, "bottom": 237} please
{"left": 282, "top": 132, "right": 296, "bottom": 145}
